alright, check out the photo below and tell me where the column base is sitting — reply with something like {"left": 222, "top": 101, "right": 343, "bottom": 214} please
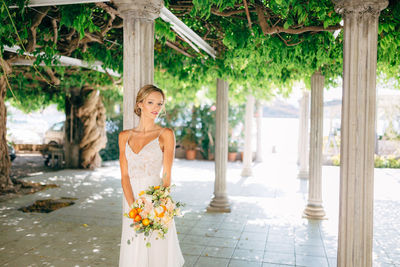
{"left": 255, "top": 156, "right": 263, "bottom": 163}
{"left": 297, "top": 170, "right": 309, "bottom": 179}
{"left": 207, "top": 196, "right": 231, "bottom": 213}
{"left": 303, "top": 204, "right": 326, "bottom": 219}
{"left": 241, "top": 167, "right": 253, "bottom": 177}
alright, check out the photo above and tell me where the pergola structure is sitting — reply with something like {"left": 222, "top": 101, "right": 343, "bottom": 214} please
{"left": 5, "top": 0, "right": 390, "bottom": 266}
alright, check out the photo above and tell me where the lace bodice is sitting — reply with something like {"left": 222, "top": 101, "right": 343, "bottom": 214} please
{"left": 125, "top": 136, "right": 163, "bottom": 180}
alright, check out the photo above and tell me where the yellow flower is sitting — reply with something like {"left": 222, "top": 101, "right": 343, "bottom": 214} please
{"left": 139, "top": 191, "right": 145, "bottom": 196}
{"left": 154, "top": 186, "right": 160, "bottom": 190}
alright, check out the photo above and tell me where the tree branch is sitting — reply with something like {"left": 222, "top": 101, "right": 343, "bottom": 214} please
{"left": 26, "top": 7, "right": 51, "bottom": 52}
{"left": 277, "top": 33, "right": 305, "bottom": 46}
{"left": 51, "top": 19, "right": 58, "bottom": 45}
{"left": 165, "top": 41, "right": 194, "bottom": 58}
{"left": 44, "top": 67, "right": 60, "bottom": 85}
{"left": 243, "top": 0, "right": 253, "bottom": 32}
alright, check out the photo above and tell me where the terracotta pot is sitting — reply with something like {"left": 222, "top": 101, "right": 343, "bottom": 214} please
{"left": 185, "top": 150, "right": 196, "bottom": 160}
{"left": 228, "top": 152, "right": 237, "bottom": 162}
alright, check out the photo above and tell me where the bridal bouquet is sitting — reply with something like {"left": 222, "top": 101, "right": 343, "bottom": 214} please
{"left": 124, "top": 185, "right": 183, "bottom": 247}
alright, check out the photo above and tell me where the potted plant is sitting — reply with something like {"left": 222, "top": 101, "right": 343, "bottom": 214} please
{"left": 228, "top": 139, "right": 238, "bottom": 162}
{"left": 181, "top": 130, "right": 197, "bottom": 160}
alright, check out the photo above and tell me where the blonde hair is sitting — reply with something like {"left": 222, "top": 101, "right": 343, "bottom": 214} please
{"left": 134, "top": 84, "right": 165, "bottom": 117}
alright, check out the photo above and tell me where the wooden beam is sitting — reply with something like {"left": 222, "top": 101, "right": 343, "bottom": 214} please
{"left": 9, "top": 0, "right": 110, "bottom": 8}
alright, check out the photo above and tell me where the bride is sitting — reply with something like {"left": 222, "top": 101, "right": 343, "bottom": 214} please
{"left": 118, "top": 84, "right": 184, "bottom": 267}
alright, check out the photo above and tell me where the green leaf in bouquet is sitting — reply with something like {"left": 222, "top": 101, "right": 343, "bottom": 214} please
{"left": 130, "top": 223, "right": 134, "bottom": 227}
{"left": 137, "top": 228, "right": 145, "bottom": 233}
{"left": 127, "top": 239, "right": 131, "bottom": 245}
{"left": 146, "top": 242, "right": 151, "bottom": 248}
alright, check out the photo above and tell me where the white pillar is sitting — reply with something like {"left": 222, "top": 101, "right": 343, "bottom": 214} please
{"left": 334, "top": 1, "right": 388, "bottom": 266}
{"left": 241, "top": 95, "right": 255, "bottom": 177}
{"left": 207, "top": 79, "right": 230, "bottom": 212}
{"left": 303, "top": 72, "right": 325, "bottom": 219}
{"left": 297, "top": 90, "right": 310, "bottom": 179}
{"left": 114, "top": 0, "right": 163, "bottom": 130}
{"left": 255, "top": 100, "right": 263, "bottom": 163}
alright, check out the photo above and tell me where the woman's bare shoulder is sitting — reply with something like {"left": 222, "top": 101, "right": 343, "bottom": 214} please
{"left": 118, "top": 129, "right": 132, "bottom": 142}
{"left": 160, "top": 128, "right": 174, "bottom": 137}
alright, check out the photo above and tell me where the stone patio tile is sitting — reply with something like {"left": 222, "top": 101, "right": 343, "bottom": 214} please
{"left": 195, "top": 256, "right": 230, "bottom": 267}
{"left": 295, "top": 244, "right": 326, "bottom": 257}
{"left": 243, "top": 224, "right": 269, "bottom": 233}
{"left": 265, "top": 242, "right": 295, "bottom": 254}
{"left": 3, "top": 254, "right": 93, "bottom": 267}
{"left": 188, "top": 226, "right": 217, "bottom": 237}
{"left": 182, "top": 234, "right": 212, "bottom": 246}
{"left": 219, "top": 223, "right": 246, "bottom": 232}
{"left": 240, "top": 231, "right": 268, "bottom": 242}
{"left": 202, "top": 246, "right": 235, "bottom": 258}
{"left": 267, "top": 234, "right": 294, "bottom": 244}
{"left": 206, "top": 236, "right": 239, "bottom": 248}
{"left": 232, "top": 248, "right": 264, "bottom": 262}
{"left": 228, "top": 259, "right": 262, "bottom": 267}
{"left": 181, "top": 243, "right": 205, "bottom": 256}
{"left": 183, "top": 254, "right": 199, "bottom": 267}
{"left": 263, "top": 251, "right": 295, "bottom": 265}
{"left": 262, "top": 264, "right": 295, "bottom": 267}
{"left": 328, "top": 257, "right": 337, "bottom": 267}
{"left": 295, "top": 255, "right": 329, "bottom": 267}
{"left": 214, "top": 229, "right": 241, "bottom": 239}
{"left": 237, "top": 240, "right": 266, "bottom": 250}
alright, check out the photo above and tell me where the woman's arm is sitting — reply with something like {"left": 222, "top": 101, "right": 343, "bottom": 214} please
{"left": 160, "top": 128, "right": 176, "bottom": 187}
{"left": 119, "top": 130, "right": 135, "bottom": 207}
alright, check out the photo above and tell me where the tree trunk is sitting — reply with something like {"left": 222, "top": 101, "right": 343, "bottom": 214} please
{"left": 0, "top": 60, "right": 14, "bottom": 191}
{"left": 64, "top": 87, "right": 82, "bottom": 168}
{"left": 65, "top": 86, "right": 107, "bottom": 169}
{"left": 77, "top": 86, "right": 107, "bottom": 169}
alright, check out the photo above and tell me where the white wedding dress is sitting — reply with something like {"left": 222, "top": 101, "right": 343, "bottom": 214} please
{"left": 119, "top": 131, "right": 184, "bottom": 267}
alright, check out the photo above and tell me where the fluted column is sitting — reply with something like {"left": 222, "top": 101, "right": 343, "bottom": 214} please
{"left": 303, "top": 72, "right": 325, "bottom": 219}
{"left": 114, "top": 0, "right": 163, "bottom": 130}
{"left": 255, "top": 100, "right": 263, "bottom": 163}
{"left": 207, "top": 79, "right": 230, "bottom": 212}
{"left": 241, "top": 95, "right": 255, "bottom": 177}
{"left": 334, "top": 1, "right": 388, "bottom": 266}
{"left": 297, "top": 90, "right": 310, "bottom": 179}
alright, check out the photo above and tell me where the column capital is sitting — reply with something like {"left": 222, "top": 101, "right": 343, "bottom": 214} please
{"left": 114, "top": 0, "right": 163, "bottom": 20}
{"left": 334, "top": 0, "right": 388, "bottom": 17}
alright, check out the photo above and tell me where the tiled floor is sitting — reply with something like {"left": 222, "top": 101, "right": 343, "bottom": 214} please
{"left": 0, "top": 153, "right": 399, "bottom": 266}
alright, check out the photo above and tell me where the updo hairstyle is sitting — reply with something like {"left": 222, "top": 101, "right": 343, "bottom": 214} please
{"left": 134, "top": 84, "right": 165, "bottom": 117}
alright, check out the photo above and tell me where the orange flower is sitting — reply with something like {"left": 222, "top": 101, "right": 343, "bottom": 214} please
{"left": 154, "top": 186, "right": 160, "bottom": 190}
{"left": 128, "top": 209, "right": 138, "bottom": 219}
{"left": 139, "top": 191, "right": 145, "bottom": 196}
{"left": 136, "top": 208, "right": 142, "bottom": 213}
{"left": 142, "top": 218, "right": 150, "bottom": 226}
{"left": 155, "top": 205, "right": 167, "bottom": 218}
{"left": 134, "top": 214, "right": 142, "bottom": 222}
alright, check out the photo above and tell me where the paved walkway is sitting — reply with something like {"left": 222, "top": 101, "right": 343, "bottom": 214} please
{"left": 1, "top": 154, "right": 399, "bottom": 267}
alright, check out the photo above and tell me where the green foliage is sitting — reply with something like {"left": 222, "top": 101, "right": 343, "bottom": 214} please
{"left": 332, "top": 154, "right": 400, "bottom": 169}
{"left": 1, "top": 0, "right": 400, "bottom": 116}
{"left": 100, "top": 114, "right": 123, "bottom": 161}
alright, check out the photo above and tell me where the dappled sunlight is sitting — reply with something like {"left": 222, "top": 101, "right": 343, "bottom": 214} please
{"left": 1, "top": 156, "right": 399, "bottom": 265}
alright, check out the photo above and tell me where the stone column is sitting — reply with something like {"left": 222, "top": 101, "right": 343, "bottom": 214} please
{"left": 241, "top": 95, "right": 255, "bottom": 177}
{"left": 334, "top": 1, "right": 388, "bottom": 266}
{"left": 207, "top": 79, "right": 230, "bottom": 212}
{"left": 297, "top": 90, "right": 310, "bottom": 179}
{"left": 255, "top": 100, "right": 263, "bottom": 163}
{"left": 303, "top": 72, "right": 325, "bottom": 219}
{"left": 114, "top": 0, "right": 163, "bottom": 130}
